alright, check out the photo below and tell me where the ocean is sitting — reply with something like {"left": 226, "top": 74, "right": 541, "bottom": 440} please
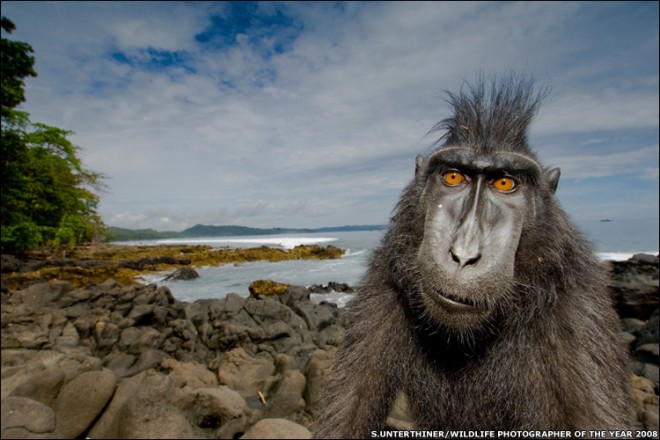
{"left": 134, "top": 218, "right": 659, "bottom": 305}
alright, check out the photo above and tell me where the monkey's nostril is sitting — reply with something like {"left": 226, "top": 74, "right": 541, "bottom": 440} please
{"left": 450, "top": 248, "right": 481, "bottom": 267}
{"left": 465, "top": 254, "right": 481, "bottom": 266}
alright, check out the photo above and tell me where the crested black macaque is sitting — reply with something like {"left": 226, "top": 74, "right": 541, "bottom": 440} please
{"left": 314, "top": 76, "right": 632, "bottom": 438}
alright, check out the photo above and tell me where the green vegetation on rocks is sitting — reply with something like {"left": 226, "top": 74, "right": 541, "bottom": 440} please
{"left": 1, "top": 244, "right": 345, "bottom": 289}
{"left": 249, "top": 280, "right": 290, "bottom": 297}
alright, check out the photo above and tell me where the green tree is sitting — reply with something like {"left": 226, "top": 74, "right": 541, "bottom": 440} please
{"left": 1, "top": 17, "right": 36, "bottom": 115}
{"left": 1, "top": 17, "right": 105, "bottom": 253}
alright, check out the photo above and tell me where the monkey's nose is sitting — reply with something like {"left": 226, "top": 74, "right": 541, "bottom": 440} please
{"left": 450, "top": 248, "right": 482, "bottom": 268}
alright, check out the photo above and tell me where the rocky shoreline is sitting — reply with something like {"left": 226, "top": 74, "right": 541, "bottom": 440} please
{"left": 0, "top": 244, "right": 345, "bottom": 289}
{"left": 1, "top": 253, "right": 658, "bottom": 438}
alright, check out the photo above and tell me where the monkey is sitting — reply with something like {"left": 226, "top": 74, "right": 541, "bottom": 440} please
{"left": 313, "top": 75, "right": 632, "bottom": 438}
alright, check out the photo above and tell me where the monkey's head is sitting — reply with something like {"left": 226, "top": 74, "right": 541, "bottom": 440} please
{"left": 390, "top": 76, "right": 561, "bottom": 333}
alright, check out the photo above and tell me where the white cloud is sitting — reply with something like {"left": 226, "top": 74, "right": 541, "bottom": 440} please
{"left": 3, "top": 1, "right": 658, "bottom": 230}
{"left": 536, "top": 83, "right": 660, "bottom": 135}
{"left": 543, "top": 145, "right": 660, "bottom": 181}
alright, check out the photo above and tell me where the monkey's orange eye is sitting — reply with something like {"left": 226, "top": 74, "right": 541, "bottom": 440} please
{"left": 492, "top": 177, "right": 516, "bottom": 192}
{"left": 442, "top": 171, "right": 465, "bottom": 186}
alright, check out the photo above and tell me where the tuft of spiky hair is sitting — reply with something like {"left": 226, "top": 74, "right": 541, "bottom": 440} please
{"left": 432, "top": 74, "right": 548, "bottom": 154}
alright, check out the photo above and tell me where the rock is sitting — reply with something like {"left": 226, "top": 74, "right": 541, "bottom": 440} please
{"left": 8, "top": 366, "right": 65, "bottom": 406}
{"left": 226, "top": 292, "right": 246, "bottom": 313}
{"left": 217, "top": 347, "right": 277, "bottom": 407}
{"left": 263, "top": 369, "right": 307, "bottom": 420}
{"left": 192, "top": 386, "right": 251, "bottom": 439}
{"left": 635, "top": 343, "right": 660, "bottom": 364}
{"left": 118, "top": 326, "right": 164, "bottom": 354}
{"left": 303, "top": 348, "right": 337, "bottom": 417}
{"left": 1, "top": 317, "right": 50, "bottom": 349}
{"left": 636, "top": 308, "right": 659, "bottom": 346}
{"left": 87, "top": 370, "right": 149, "bottom": 438}
{"left": 308, "top": 282, "right": 355, "bottom": 294}
{"left": 1, "top": 396, "right": 60, "bottom": 439}
{"left": 121, "top": 255, "right": 191, "bottom": 271}
{"left": 242, "top": 297, "right": 314, "bottom": 356}
{"left": 161, "top": 357, "right": 217, "bottom": 388}
{"left": 56, "top": 321, "right": 80, "bottom": 348}
{"left": 16, "top": 281, "right": 72, "bottom": 311}
{"left": 2, "top": 349, "right": 103, "bottom": 396}
{"left": 249, "top": 279, "right": 290, "bottom": 297}
{"left": 90, "top": 369, "right": 196, "bottom": 439}
{"left": 165, "top": 267, "right": 200, "bottom": 281}
{"left": 622, "top": 317, "right": 646, "bottom": 334}
{"left": 171, "top": 318, "right": 199, "bottom": 342}
{"left": 52, "top": 369, "right": 118, "bottom": 438}
{"left": 104, "top": 351, "right": 138, "bottom": 377}
{"left": 117, "top": 394, "right": 195, "bottom": 439}
{"left": 632, "top": 253, "right": 660, "bottom": 264}
{"left": 126, "top": 303, "right": 155, "bottom": 323}
{"left": 640, "top": 363, "right": 659, "bottom": 386}
{"left": 631, "top": 375, "right": 660, "bottom": 430}
{"left": 240, "top": 418, "right": 312, "bottom": 439}
{"left": 94, "top": 318, "right": 121, "bottom": 351}
{"left": 316, "top": 323, "right": 345, "bottom": 347}
{"left": 1, "top": 254, "right": 22, "bottom": 273}
{"left": 114, "top": 348, "right": 169, "bottom": 378}
{"left": 208, "top": 321, "right": 256, "bottom": 352}
{"left": 281, "top": 285, "right": 310, "bottom": 308}
{"left": 621, "top": 331, "right": 636, "bottom": 349}
{"left": 607, "top": 256, "right": 659, "bottom": 320}
{"left": 291, "top": 301, "right": 337, "bottom": 333}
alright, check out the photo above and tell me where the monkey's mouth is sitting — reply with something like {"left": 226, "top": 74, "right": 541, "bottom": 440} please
{"left": 431, "top": 289, "right": 488, "bottom": 313}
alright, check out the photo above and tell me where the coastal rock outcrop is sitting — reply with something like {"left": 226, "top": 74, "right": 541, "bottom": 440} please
{"left": 1, "top": 275, "right": 344, "bottom": 438}
{"left": 165, "top": 267, "right": 200, "bottom": 281}
{"left": 608, "top": 254, "right": 659, "bottom": 321}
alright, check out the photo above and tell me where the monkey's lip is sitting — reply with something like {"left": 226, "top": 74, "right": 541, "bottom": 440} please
{"left": 431, "top": 289, "right": 488, "bottom": 313}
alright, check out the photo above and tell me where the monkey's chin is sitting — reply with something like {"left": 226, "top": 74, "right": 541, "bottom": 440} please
{"left": 422, "top": 288, "right": 493, "bottom": 329}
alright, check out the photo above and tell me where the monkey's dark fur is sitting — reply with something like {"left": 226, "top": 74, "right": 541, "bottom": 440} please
{"left": 314, "top": 75, "right": 632, "bottom": 438}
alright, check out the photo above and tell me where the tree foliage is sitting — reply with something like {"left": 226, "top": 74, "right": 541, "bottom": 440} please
{"left": 1, "top": 17, "right": 105, "bottom": 253}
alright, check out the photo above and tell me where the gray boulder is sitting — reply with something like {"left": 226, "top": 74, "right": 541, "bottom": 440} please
{"left": 240, "top": 418, "right": 311, "bottom": 439}
{"left": 217, "top": 347, "right": 277, "bottom": 408}
{"left": 192, "top": 386, "right": 252, "bottom": 439}
{"left": 303, "top": 348, "right": 337, "bottom": 417}
{"left": 262, "top": 369, "right": 307, "bottom": 421}
{"left": 1, "top": 396, "right": 60, "bottom": 439}
{"left": 52, "top": 370, "right": 118, "bottom": 439}
{"left": 165, "top": 267, "right": 200, "bottom": 281}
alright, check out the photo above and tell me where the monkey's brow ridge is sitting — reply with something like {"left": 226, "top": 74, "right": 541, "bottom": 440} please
{"left": 427, "top": 147, "right": 543, "bottom": 175}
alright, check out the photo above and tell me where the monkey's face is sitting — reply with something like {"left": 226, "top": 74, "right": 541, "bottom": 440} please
{"left": 414, "top": 147, "right": 547, "bottom": 331}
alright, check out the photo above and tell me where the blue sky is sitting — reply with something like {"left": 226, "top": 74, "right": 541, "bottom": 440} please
{"left": 3, "top": 1, "right": 658, "bottom": 234}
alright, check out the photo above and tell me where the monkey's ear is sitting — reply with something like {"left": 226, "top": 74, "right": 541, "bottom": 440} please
{"left": 416, "top": 155, "right": 429, "bottom": 179}
{"left": 545, "top": 167, "right": 561, "bottom": 194}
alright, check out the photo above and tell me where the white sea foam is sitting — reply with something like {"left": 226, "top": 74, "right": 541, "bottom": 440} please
{"left": 156, "top": 236, "right": 338, "bottom": 250}
{"left": 310, "top": 292, "right": 354, "bottom": 308}
{"left": 596, "top": 251, "right": 658, "bottom": 262}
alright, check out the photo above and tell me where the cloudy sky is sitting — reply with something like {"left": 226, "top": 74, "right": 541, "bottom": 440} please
{"left": 3, "top": 1, "right": 658, "bottom": 231}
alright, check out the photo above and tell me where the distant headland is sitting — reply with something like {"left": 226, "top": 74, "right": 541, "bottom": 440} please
{"left": 105, "top": 224, "right": 387, "bottom": 242}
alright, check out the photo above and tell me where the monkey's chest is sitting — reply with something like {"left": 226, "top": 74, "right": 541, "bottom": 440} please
{"left": 406, "top": 347, "right": 549, "bottom": 430}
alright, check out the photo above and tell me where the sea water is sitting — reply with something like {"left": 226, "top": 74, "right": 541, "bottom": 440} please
{"left": 133, "top": 218, "right": 658, "bottom": 305}
{"left": 138, "top": 230, "right": 382, "bottom": 305}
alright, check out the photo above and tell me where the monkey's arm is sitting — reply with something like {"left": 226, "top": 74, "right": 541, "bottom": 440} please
{"left": 313, "top": 287, "right": 410, "bottom": 439}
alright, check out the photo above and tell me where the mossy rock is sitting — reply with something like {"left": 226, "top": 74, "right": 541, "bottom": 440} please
{"left": 249, "top": 280, "right": 290, "bottom": 297}
{"left": 1, "top": 244, "right": 345, "bottom": 289}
